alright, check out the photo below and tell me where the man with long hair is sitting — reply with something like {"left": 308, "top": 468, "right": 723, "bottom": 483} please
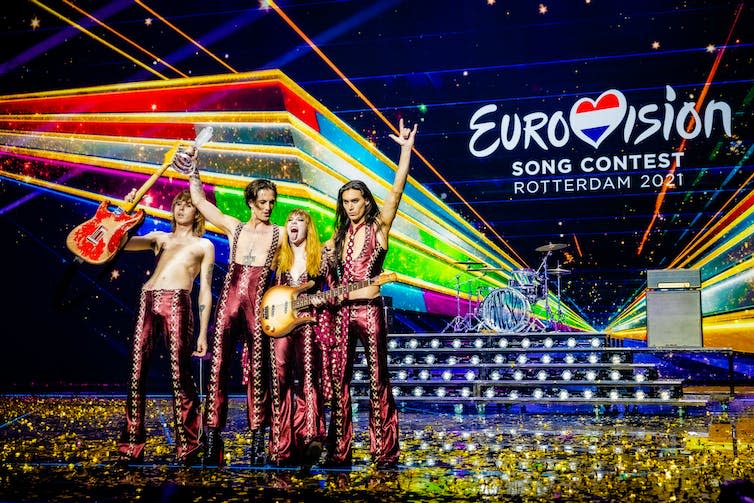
{"left": 117, "top": 189, "right": 214, "bottom": 465}
{"left": 189, "top": 166, "right": 281, "bottom": 466}
{"left": 268, "top": 209, "right": 331, "bottom": 467}
{"left": 324, "top": 119, "right": 417, "bottom": 468}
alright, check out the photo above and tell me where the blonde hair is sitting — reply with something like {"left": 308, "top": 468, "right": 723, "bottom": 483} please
{"left": 170, "top": 190, "right": 205, "bottom": 236}
{"left": 276, "top": 209, "right": 321, "bottom": 277}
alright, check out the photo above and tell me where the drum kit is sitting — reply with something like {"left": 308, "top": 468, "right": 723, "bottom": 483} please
{"left": 442, "top": 242, "right": 571, "bottom": 333}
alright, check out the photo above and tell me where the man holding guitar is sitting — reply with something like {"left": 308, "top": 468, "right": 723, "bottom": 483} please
{"left": 324, "top": 119, "right": 417, "bottom": 469}
{"left": 188, "top": 163, "right": 281, "bottom": 466}
{"left": 117, "top": 189, "right": 214, "bottom": 466}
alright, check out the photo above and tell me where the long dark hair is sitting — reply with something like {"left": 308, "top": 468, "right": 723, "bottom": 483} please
{"left": 333, "top": 180, "right": 380, "bottom": 261}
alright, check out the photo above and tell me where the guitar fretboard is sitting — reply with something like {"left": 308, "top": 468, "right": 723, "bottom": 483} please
{"left": 293, "top": 277, "right": 375, "bottom": 309}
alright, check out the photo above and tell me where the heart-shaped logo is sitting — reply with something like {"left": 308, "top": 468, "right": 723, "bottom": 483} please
{"left": 569, "top": 90, "right": 627, "bottom": 148}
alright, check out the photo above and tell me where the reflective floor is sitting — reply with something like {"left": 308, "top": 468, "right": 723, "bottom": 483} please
{"left": 1, "top": 396, "right": 753, "bottom": 502}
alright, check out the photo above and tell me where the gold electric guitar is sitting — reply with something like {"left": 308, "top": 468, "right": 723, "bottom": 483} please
{"left": 261, "top": 272, "right": 397, "bottom": 338}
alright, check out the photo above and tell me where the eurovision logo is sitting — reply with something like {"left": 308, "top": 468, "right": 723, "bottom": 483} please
{"left": 468, "top": 86, "right": 732, "bottom": 157}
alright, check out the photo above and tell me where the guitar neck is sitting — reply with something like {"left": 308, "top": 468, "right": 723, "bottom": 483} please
{"left": 123, "top": 144, "right": 181, "bottom": 214}
{"left": 294, "top": 277, "right": 376, "bottom": 309}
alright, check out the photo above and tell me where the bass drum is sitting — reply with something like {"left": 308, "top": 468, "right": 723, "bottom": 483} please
{"left": 480, "top": 287, "right": 531, "bottom": 332}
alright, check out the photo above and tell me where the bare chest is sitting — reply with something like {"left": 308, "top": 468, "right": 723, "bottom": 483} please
{"left": 234, "top": 227, "right": 276, "bottom": 266}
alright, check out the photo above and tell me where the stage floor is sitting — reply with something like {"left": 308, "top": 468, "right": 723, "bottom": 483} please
{"left": 1, "top": 396, "right": 753, "bottom": 502}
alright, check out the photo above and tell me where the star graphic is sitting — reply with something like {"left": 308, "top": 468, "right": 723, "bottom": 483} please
{"left": 487, "top": 0, "right": 496, "bottom": 5}
{"left": 30, "top": 17, "right": 40, "bottom": 30}
{"left": 538, "top": 3, "right": 548, "bottom": 14}
{"left": 651, "top": 41, "right": 660, "bottom": 49}
{"left": 706, "top": 44, "right": 716, "bottom": 53}
{"left": 110, "top": 269, "right": 120, "bottom": 280}
{"left": 145, "top": 17, "right": 153, "bottom": 26}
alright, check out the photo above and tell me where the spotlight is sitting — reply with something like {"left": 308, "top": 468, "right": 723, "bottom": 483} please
{"left": 461, "top": 387, "right": 472, "bottom": 398}
{"left": 452, "top": 338, "right": 462, "bottom": 349}
{"left": 544, "top": 337, "right": 554, "bottom": 348}
{"left": 564, "top": 354, "right": 575, "bottom": 364}
{"left": 521, "top": 337, "right": 531, "bottom": 349}
{"left": 494, "top": 354, "right": 505, "bottom": 364}
{"left": 588, "top": 353, "right": 599, "bottom": 364}
{"left": 537, "top": 370, "right": 548, "bottom": 381}
{"left": 436, "top": 387, "right": 447, "bottom": 397}
{"left": 403, "top": 354, "right": 415, "bottom": 365}
{"left": 582, "top": 389, "right": 594, "bottom": 399}
{"left": 412, "top": 386, "right": 424, "bottom": 397}
{"left": 591, "top": 337, "right": 602, "bottom": 347}
{"left": 513, "top": 370, "right": 524, "bottom": 381}
{"left": 541, "top": 354, "right": 552, "bottom": 364}
{"left": 470, "top": 355, "right": 481, "bottom": 365}
{"left": 388, "top": 339, "right": 398, "bottom": 349}
{"left": 392, "top": 387, "right": 401, "bottom": 397}
{"left": 566, "top": 337, "right": 577, "bottom": 348}
{"left": 586, "top": 370, "right": 597, "bottom": 381}
{"left": 561, "top": 370, "right": 573, "bottom": 381}
{"left": 609, "top": 389, "right": 619, "bottom": 400}
{"left": 407, "top": 338, "right": 419, "bottom": 349}
{"left": 442, "top": 442, "right": 453, "bottom": 451}
{"left": 447, "top": 356, "right": 458, "bottom": 365}
{"left": 354, "top": 370, "right": 364, "bottom": 381}
{"left": 425, "top": 354, "right": 436, "bottom": 365}
{"left": 490, "top": 370, "right": 501, "bottom": 380}
{"left": 634, "top": 390, "right": 645, "bottom": 400}
{"left": 559, "top": 389, "right": 570, "bottom": 400}
{"left": 474, "top": 338, "right": 484, "bottom": 349}
{"left": 419, "top": 369, "right": 430, "bottom": 380}
{"left": 660, "top": 390, "right": 671, "bottom": 401}
{"left": 442, "top": 370, "right": 453, "bottom": 381}
{"left": 509, "top": 390, "right": 519, "bottom": 399}
{"left": 426, "top": 457, "right": 436, "bottom": 467}
{"left": 609, "top": 370, "right": 621, "bottom": 381}
{"left": 465, "top": 370, "right": 476, "bottom": 381}
{"left": 397, "top": 370, "right": 408, "bottom": 380}
{"left": 517, "top": 354, "right": 528, "bottom": 364}
{"left": 533, "top": 388, "right": 544, "bottom": 399}
{"left": 484, "top": 387, "right": 495, "bottom": 398}
{"left": 430, "top": 338, "right": 441, "bottom": 349}
{"left": 611, "top": 354, "right": 622, "bottom": 364}
{"left": 498, "top": 338, "right": 509, "bottom": 348}
{"left": 634, "top": 372, "right": 646, "bottom": 383}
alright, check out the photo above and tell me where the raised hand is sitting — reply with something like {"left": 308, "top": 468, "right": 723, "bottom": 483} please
{"left": 388, "top": 118, "right": 418, "bottom": 149}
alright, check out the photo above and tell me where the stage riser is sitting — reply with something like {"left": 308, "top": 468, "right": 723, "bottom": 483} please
{"left": 348, "top": 331, "right": 701, "bottom": 408}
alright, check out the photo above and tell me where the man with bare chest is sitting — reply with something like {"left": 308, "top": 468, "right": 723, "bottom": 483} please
{"left": 189, "top": 168, "right": 281, "bottom": 466}
{"left": 117, "top": 190, "right": 214, "bottom": 465}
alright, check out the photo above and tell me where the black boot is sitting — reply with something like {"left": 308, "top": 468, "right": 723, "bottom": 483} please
{"left": 250, "top": 429, "right": 266, "bottom": 466}
{"left": 203, "top": 428, "right": 224, "bottom": 467}
{"left": 302, "top": 440, "right": 323, "bottom": 468}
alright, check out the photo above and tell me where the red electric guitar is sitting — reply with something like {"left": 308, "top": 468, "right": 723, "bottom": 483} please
{"left": 65, "top": 128, "right": 213, "bottom": 265}
{"left": 261, "top": 272, "right": 397, "bottom": 338}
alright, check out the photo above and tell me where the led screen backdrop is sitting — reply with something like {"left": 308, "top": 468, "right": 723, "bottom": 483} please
{"left": 0, "top": 0, "right": 752, "bottom": 389}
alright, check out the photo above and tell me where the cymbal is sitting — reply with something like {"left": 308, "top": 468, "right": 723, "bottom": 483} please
{"left": 453, "top": 260, "right": 483, "bottom": 265}
{"left": 475, "top": 267, "right": 508, "bottom": 272}
{"left": 536, "top": 242, "right": 568, "bottom": 252}
{"left": 547, "top": 267, "right": 571, "bottom": 276}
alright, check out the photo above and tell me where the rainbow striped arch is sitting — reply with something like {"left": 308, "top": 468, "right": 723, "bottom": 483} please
{"left": 0, "top": 70, "right": 591, "bottom": 330}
